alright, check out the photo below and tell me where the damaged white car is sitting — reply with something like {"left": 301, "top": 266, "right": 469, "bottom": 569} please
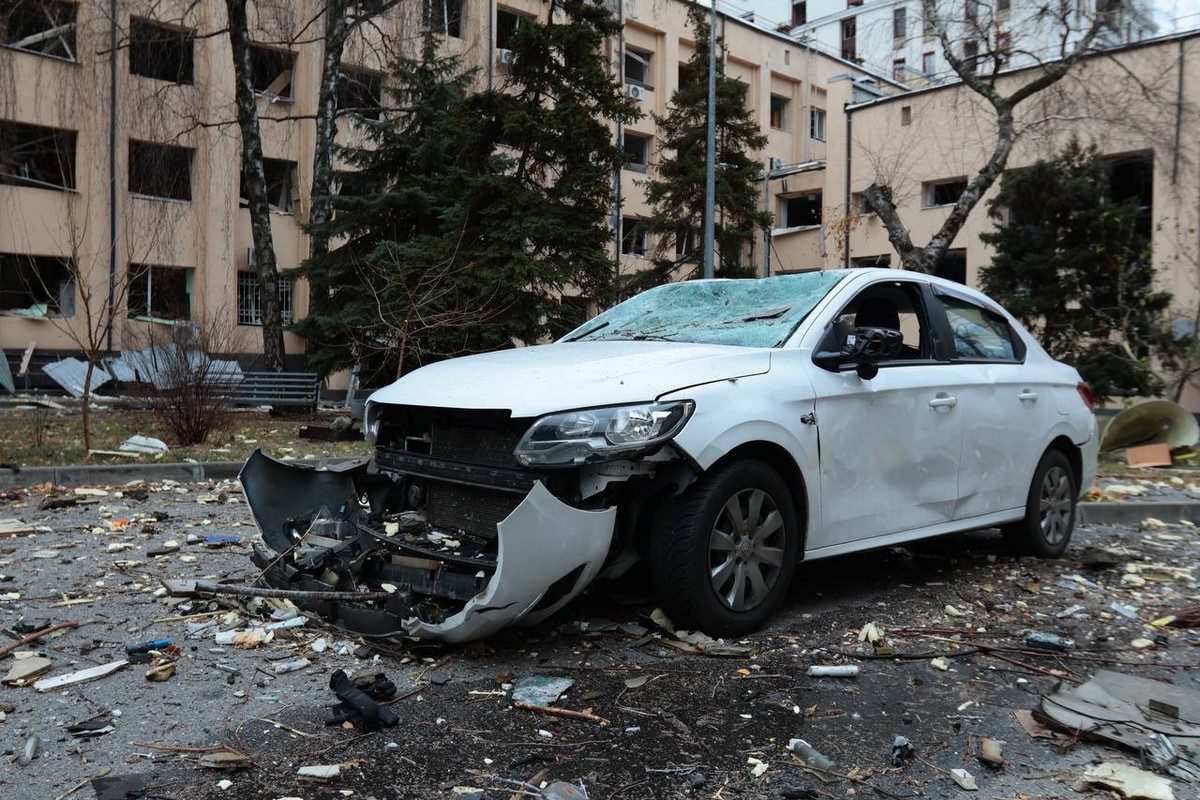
{"left": 241, "top": 268, "right": 1098, "bottom": 642}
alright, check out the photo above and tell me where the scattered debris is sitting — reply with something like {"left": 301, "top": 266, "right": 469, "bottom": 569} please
{"left": 788, "top": 739, "right": 835, "bottom": 771}
{"left": 197, "top": 751, "right": 252, "bottom": 770}
{"left": 512, "top": 676, "right": 575, "bottom": 706}
{"left": 0, "top": 519, "right": 37, "bottom": 537}
{"left": 91, "top": 774, "right": 147, "bottom": 800}
{"left": 929, "top": 657, "right": 950, "bottom": 671}
{"left": 297, "top": 764, "right": 342, "bottom": 781}
{"left": 806, "top": 665, "right": 859, "bottom": 678}
{"left": 1023, "top": 631, "right": 1075, "bottom": 652}
{"left": 949, "top": 768, "right": 978, "bottom": 790}
{"left": 978, "top": 738, "right": 1004, "bottom": 769}
{"left": 120, "top": 435, "right": 169, "bottom": 454}
{"left": 890, "top": 736, "right": 915, "bottom": 766}
{"left": 1077, "top": 762, "right": 1175, "bottom": 800}
{"left": 3, "top": 655, "right": 53, "bottom": 685}
{"left": 327, "top": 669, "right": 399, "bottom": 731}
{"left": 747, "top": 756, "right": 769, "bottom": 778}
{"left": 33, "top": 659, "right": 128, "bottom": 692}
{"left": 18, "top": 733, "right": 40, "bottom": 766}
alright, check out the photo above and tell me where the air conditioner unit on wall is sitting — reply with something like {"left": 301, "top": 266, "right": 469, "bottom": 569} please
{"left": 627, "top": 84, "right": 646, "bottom": 101}
{"left": 497, "top": 48, "right": 516, "bottom": 66}
{"left": 769, "top": 157, "right": 785, "bottom": 171}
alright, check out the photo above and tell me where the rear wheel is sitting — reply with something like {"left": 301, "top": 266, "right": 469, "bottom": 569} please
{"left": 648, "top": 460, "right": 799, "bottom": 637}
{"left": 1003, "top": 449, "right": 1076, "bottom": 558}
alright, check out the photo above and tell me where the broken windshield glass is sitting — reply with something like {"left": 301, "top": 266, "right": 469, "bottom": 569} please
{"left": 563, "top": 272, "right": 848, "bottom": 347}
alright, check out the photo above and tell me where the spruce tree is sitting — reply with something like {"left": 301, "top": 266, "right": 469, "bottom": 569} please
{"left": 980, "top": 139, "right": 1177, "bottom": 401}
{"left": 637, "top": 3, "right": 771, "bottom": 289}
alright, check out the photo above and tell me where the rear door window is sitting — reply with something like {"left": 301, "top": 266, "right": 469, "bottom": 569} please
{"left": 941, "top": 295, "right": 1020, "bottom": 361}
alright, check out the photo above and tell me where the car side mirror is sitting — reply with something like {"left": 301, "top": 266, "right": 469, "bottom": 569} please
{"left": 813, "top": 326, "right": 903, "bottom": 379}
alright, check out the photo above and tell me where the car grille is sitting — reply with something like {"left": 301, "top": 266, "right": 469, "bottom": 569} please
{"left": 432, "top": 421, "right": 521, "bottom": 466}
{"left": 427, "top": 482, "right": 525, "bottom": 539}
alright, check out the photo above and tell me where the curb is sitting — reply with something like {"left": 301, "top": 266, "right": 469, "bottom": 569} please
{"left": 2, "top": 462, "right": 1198, "bottom": 527}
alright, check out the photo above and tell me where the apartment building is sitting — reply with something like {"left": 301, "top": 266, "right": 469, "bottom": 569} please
{"left": 0, "top": 0, "right": 884, "bottom": 386}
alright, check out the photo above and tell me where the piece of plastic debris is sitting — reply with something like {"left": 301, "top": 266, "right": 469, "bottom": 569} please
{"left": 1024, "top": 631, "right": 1075, "bottom": 652}
{"left": 217, "top": 779, "right": 233, "bottom": 790}
{"left": 1110, "top": 602, "right": 1139, "bottom": 620}
{"left": 326, "top": 669, "right": 398, "bottom": 731}
{"left": 541, "top": 781, "right": 589, "bottom": 799}
{"left": 91, "top": 774, "right": 147, "bottom": 800}
{"left": 891, "top": 735, "right": 915, "bottom": 766}
{"left": 125, "top": 638, "right": 172, "bottom": 654}
{"left": 272, "top": 658, "right": 311, "bottom": 674}
{"left": 624, "top": 675, "right": 650, "bottom": 689}
{"left": 198, "top": 751, "right": 252, "bottom": 770}
{"left": 120, "top": 435, "right": 169, "bottom": 454}
{"left": 747, "top": 756, "right": 769, "bottom": 777}
{"left": 1057, "top": 604, "right": 1087, "bottom": 618}
{"left": 807, "top": 665, "right": 859, "bottom": 678}
{"left": 1077, "top": 762, "right": 1175, "bottom": 800}
{"left": 950, "top": 768, "right": 978, "bottom": 790}
{"left": 930, "top": 657, "right": 950, "bottom": 671}
{"left": 945, "top": 604, "right": 967, "bottom": 617}
{"left": 3, "top": 655, "right": 53, "bottom": 684}
{"left": 18, "top": 733, "right": 40, "bottom": 766}
{"left": 858, "top": 621, "right": 884, "bottom": 643}
{"left": 33, "top": 659, "right": 128, "bottom": 692}
{"left": 537, "top": 729, "right": 554, "bottom": 739}
{"left": 788, "top": 739, "right": 835, "bottom": 771}
{"left": 68, "top": 716, "right": 116, "bottom": 737}
{"left": 979, "top": 738, "right": 1004, "bottom": 768}
{"left": 511, "top": 676, "right": 575, "bottom": 707}
{"left": 298, "top": 765, "right": 341, "bottom": 780}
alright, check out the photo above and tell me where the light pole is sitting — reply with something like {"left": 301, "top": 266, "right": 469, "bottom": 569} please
{"left": 702, "top": 0, "right": 717, "bottom": 280}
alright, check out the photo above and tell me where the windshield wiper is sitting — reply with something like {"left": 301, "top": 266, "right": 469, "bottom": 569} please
{"left": 562, "top": 321, "right": 610, "bottom": 342}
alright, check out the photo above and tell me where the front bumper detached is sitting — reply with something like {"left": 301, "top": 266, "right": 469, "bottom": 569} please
{"left": 238, "top": 450, "right": 615, "bottom": 643}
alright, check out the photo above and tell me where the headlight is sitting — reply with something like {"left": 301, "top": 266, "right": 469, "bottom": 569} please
{"left": 514, "top": 401, "right": 694, "bottom": 467}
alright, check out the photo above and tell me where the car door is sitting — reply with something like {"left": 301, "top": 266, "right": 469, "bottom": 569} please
{"left": 804, "top": 278, "right": 966, "bottom": 550}
{"left": 929, "top": 289, "right": 1057, "bottom": 520}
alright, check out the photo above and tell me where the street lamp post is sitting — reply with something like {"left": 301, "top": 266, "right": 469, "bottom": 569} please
{"left": 702, "top": 0, "right": 717, "bottom": 280}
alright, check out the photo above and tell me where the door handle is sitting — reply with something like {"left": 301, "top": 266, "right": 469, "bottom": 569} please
{"left": 929, "top": 393, "right": 957, "bottom": 410}
{"left": 1018, "top": 389, "right": 1039, "bottom": 402}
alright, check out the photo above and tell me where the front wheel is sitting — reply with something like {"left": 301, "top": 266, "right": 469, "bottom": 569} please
{"left": 1003, "top": 449, "right": 1077, "bottom": 558}
{"left": 648, "top": 460, "right": 800, "bottom": 637}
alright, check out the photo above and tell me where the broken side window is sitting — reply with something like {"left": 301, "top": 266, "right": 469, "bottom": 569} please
{"left": 337, "top": 67, "right": 383, "bottom": 121}
{"left": 250, "top": 45, "right": 295, "bottom": 100}
{"left": 128, "top": 140, "right": 192, "bottom": 201}
{"left": 424, "top": 0, "right": 463, "bottom": 38}
{"left": 129, "top": 18, "right": 194, "bottom": 84}
{"left": 239, "top": 159, "right": 298, "bottom": 213}
{"left": 127, "top": 264, "right": 192, "bottom": 321}
{"left": 0, "top": 252, "right": 75, "bottom": 315}
{"left": 237, "top": 271, "right": 294, "bottom": 326}
{"left": 924, "top": 177, "right": 967, "bottom": 207}
{"left": 780, "top": 192, "right": 822, "bottom": 228}
{"left": 0, "top": 120, "right": 76, "bottom": 191}
{"left": 1, "top": 0, "right": 76, "bottom": 61}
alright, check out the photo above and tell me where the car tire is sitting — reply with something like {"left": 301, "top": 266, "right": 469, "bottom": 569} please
{"left": 648, "top": 460, "right": 800, "bottom": 637}
{"left": 1002, "top": 448, "right": 1076, "bottom": 558}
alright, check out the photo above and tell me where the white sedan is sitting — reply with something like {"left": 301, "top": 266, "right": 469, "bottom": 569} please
{"left": 243, "top": 269, "right": 1098, "bottom": 640}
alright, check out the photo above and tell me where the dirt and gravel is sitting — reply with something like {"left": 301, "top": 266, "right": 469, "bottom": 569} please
{"left": 1, "top": 476, "right": 1197, "bottom": 800}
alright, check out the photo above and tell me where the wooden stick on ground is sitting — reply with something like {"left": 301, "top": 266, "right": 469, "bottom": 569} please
{"left": 0, "top": 621, "right": 79, "bottom": 659}
{"left": 512, "top": 701, "right": 611, "bottom": 727}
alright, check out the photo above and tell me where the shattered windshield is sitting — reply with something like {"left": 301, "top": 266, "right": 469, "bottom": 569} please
{"left": 563, "top": 272, "right": 848, "bottom": 347}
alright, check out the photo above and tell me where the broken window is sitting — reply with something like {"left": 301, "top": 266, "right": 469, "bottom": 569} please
{"left": 791, "top": 1, "right": 806, "bottom": 26}
{"left": 924, "top": 178, "right": 966, "bottom": 207}
{"left": 127, "top": 264, "right": 192, "bottom": 321}
{"left": 129, "top": 140, "right": 192, "bottom": 201}
{"left": 942, "top": 294, "right": 1016, "bottom": 360}
{"left": 424, "top": 0, "right": 462, "bottom": 38}
{"left": 337, "top": 67, "right": 383, "bottom": 121}
{"left": 625, "top": 47, "right": 653, "bottom": 88}
{"left": 239, "top": 159, "right": 298, "bottom": 213}
{"left": 1, "top": 0, "right": 76, "bottom": 60}
{"left": 237, "top": 272, "right": 293, "bottom": 326}
{"left": 780, "top": 192, "right": 822, "bottom": 228}
{"left": 250, "top": 45, "right": 294, "bottom": 100}
{"left": 1108, "top": 153, "right": 1153, "bottom": 240}
{"left": 809, "top": 107, "right": 826, "bottom": 141}
{"left": 129, "top": 18, "right": 194, "bottom": 84}
{"left": 935, "top": 248, "right": 967, "bottom": 283}
{"left": 850, "top": 254, "right": 892, "bottom": 268}
{"left": 770, "top": 95, "right": 788, "bottom": 129}
{"left": 621, "top": 217, "right": 647, "bottom": 257}
{"left": 0, "top": 120, "right": 76, "bottom": 190}
{"left": 0, "top": 252, "right": 75, "bottom": 315}
{"left": 622, "top": 132, "right": 649, "bottom": 172}
{"left": 496, "top": 9, "right": 528, "bottom": 50}
{"left": 841, "top": 17, "right": 856, "bottom": 61}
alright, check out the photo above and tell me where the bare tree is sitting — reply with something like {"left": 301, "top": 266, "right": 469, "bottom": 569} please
{"left": 861, "top": 0, "right": 1110, "bottom": 273}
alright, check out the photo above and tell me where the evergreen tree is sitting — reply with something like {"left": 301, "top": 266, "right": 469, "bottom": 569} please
{"left": 979, "top": 139, "right": 1178, "bottom": 401}
{"left": 636, "top": 3, "right": 771, "bottom": 289}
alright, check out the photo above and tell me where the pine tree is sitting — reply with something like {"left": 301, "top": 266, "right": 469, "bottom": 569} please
{"left": 979, "top": 139, "right": 1177, "bottom": 401}
{"left": 637, "top": 3, "right": 771, "bottom": 289}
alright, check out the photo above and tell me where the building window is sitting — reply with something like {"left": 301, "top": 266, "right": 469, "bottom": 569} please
{"left": 424, "top": 0, "right": 462, "bottom": 38}
{"left": 840, "top": 18, "right": 856, "bottom": 61}
{"left": 791, "top": 1, "right": 806, "bottom": 26}
{"left": 809, "top": 107, "right": 826, "bottom": 141}
{"left": 129, "top": 140, "right": 192, "bottom": 201}
{"left": 922, "top": 51, "right": 935, "bottom": 74}
{"left": 623, "top": 132, "right": 649, "bottom": 172}
{"left": 239, "top": 159, "right": 297, "bottom": 214}
{"left": 850, "top": 254, "right": 891, "bottom": 268}
{"left": 128, "top": 264, "right": 192, "bottom": 321}
{"left": 0, "top": 121, "right": 76, "bottom": 191}
{"left": 0, "top": 253, "right": 75, "bottom": 315}
{"left": 780, "top": 193, "right": 822, "bottom": 228}
{"left": 625, "top": 47, "right": 652, "bottom": 89}
{"left": 1, "top": 0, "right": 76, "bottom": 60}
{"left": 935, "top": 249, "right": 966, "bottom": 284}
{"left": 769, "top": 94, "right": 789, "bottom": 129}
{"left": 237, "top": 272, "right": 294, "bottom": 326}
{"left": 675, "top": 226, "right": 697, "bottom": 259}
{"left": 963, "top": 39, "right": 979, "bottom": 70}
{"left": 900, "top": 105, "right": 912, "bottom": 126}
{"left": 337, "top": 67, "right": 383, "bottom": 120}
{"left": 129, "top": 19, "right": 194, "bottom": 84}
{"left": 997, "top": 0, "right": 1011, "bottom": 11}
{"left": 250, "top": 45, "right": 294, "bottom": 100}
{"left": 621, "top": 217, "right": 647, "bottom": 257}
{"left": 893, "top": 6, "right": 906, "bottom": 40}
{"left": 892, "top": 58, "right": 906, "bottom": 81}
{"left": 496, "top": 9, "right": 529, "bottom": 50}
{"left": 924, "top": 178, "right": 967, "bottom": 207}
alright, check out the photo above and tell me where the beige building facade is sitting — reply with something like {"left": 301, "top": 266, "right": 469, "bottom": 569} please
{"left": 3, "top": 1, "right": 1197, "bottom": 402}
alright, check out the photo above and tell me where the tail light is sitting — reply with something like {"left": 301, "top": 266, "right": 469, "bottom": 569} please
{"left": 1076, "top": 381, "right": 1096, "bottom": 411}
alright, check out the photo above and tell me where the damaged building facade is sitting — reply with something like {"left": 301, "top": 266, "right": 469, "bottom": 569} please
{"left": 1, "top": 1, "right": 1199, "bottom": 403}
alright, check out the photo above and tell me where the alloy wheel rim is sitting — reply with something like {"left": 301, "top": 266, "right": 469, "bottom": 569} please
{"left": 1038, "top": 466, "right": 1073, "bottom": 546}
{"left": 708, "top": 488, "right": 785, "bottom": 612}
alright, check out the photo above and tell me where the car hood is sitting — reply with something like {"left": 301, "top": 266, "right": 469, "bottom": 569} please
{"left": 367, "top": 341, "right": 772, "bottom": 417}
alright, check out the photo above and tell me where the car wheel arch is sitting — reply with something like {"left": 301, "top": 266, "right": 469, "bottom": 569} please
{"left": 1045, "top": 434, "right": 1084, "bottom": 492}
{"left": 700, "top": 441, "right": 810, "bottom": 555}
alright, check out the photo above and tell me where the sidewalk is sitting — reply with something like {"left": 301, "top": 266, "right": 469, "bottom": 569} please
{"left": 3, "top": 459, "right": 1198, "bottom": 526}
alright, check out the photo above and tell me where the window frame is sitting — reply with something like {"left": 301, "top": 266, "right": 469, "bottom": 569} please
{"left": 769, "top": 94, "right": 789, "bottom": 130}
{"left": 423, "top": 0, "right": 463, "bottom": 38}
{"left": 249, "top": 44, "right": 296, "bottom": 100}
{"left": 624, "top": 47, "right": 653, "bottom": 89}
{"left": 620, "top": 217, "right": 648, "bottom": 257}
{"left": 237, "top": 271, "right": 294, "bottom": 326}
{"left": 128, "top": 17, "right": 195, "bottom": 85}
{"left": 893, "top": 6, "right": 906, "bottom": 40}
{"left": 931, "top": 288, "right": 1026, "bottom": 363}
{"left": 923, "top": 177, "right": 967, "bottom": 208}
{"left": 809, "top": 107, "right": 826, "bottom": 141}
{"left": 816, "top": 280, "right": 935, "bottom": 366}
{"left": 128, "top": 139, "right": 193, "bottom": 202}
{"left": 1, "top": 0, "right": 77, "bottom": 61}
{"left": 127, "top": 263, "right": 193, "bottom": 321}
{"left": 622, "top": 132, "right": 650, "bottom": 173}
{"left": 779, "top": 192, "right": 822, "bottom": 230}
{"left": 0, "top": 252, "right": 76, "bottom": 316}
{"left": 0, "top": 120, "right": 77, "bottom": 191}
{"left": 239, "top": 158, "right": 298, "bottom": 214}
{"left": 337, "top": 66, "right": 383, "bottom": 121}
